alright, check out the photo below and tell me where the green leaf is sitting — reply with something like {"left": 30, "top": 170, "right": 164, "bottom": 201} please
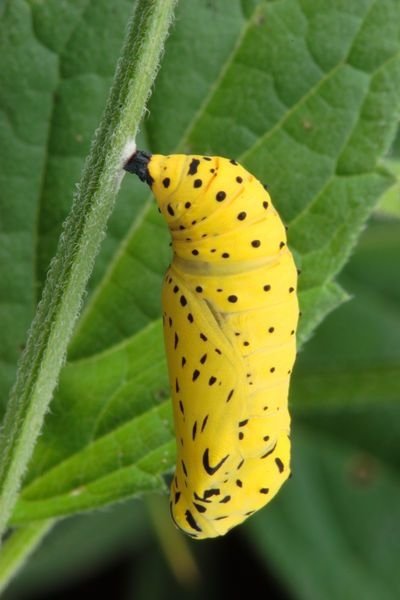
{"left": 377, "top": 158, "right": 400, "bottom": 218}
{"left": 246, "top": 426, "right": 400, "bottom": 600}
{"left": 245, "top": 218, "right": 400, "bottom": 599}
{"left": 69, "top": 0, "right": 249, "bottom": 359}
{"left": 297, "top": 282, "right": 350, "bottom": 348}
{"left": 294, "top": 219, "right": 400, "bottom": 403}
{"left": 12, "top": 323, "right": 175, "bottom": 522}
{"left": 4, "top": 0, "right": 400, "bottom": 523}
{"left": 71, "top": 0, "right": 400, "bottom": 360}
{"left": 32, "top": 0, "right": 152, "bottom": 296}
{"left": 0, "top": 0, "right": 179, "bottom": 541}
{"left": 0, "top": 0, "right": 59, "bottom": 409}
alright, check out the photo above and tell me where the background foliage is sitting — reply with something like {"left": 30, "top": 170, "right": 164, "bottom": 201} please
{"left": 1, "top": 0, "right": 400, "bottom": 598}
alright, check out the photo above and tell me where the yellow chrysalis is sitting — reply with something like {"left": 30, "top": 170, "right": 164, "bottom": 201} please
{"left": 125, "top": 151, "right": 298, "bottom": 539}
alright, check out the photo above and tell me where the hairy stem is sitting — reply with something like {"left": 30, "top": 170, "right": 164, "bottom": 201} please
{"left": 0, "top": 0, "right": 178, "bottom": 544}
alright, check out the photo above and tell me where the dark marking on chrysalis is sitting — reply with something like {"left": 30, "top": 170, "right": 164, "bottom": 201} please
{"left": 185, "top": 510, "right": 202, "bottom": 532}
{"left": 261, "top": 443, "right": 277, "bottom": 459}
{"left": 201, "top": 415, "right": 209, "bottom": 432}
{"left": 192, "top": 369, "right": 200, "bottom": 382}
{"left": 275, "top": 457, "right": 284, "bottom": 473}
{"left": 219, "top": 495, "right": 231, "bottom": 504}
{"left": 226, "top": 389, "right": 234, "bottom": 403}
{"left": 188, "top": 158, "right": 200, "bottom": 175}
{"left": 181, "top": 460, "right": 188, "bottom": 477}
{"left": 193, "top": 502, "right": 207, "bottom": 513}
{"left": 194, "top": 492, "right": 210, "bottom": 504}
{"left": 203, "top": 449, "right": 229, "bottom": 475}
{"left": 203, "top": 488, "right": 220, "bottom": 499}
{"left": 192, "top": 421, "right": 197, "bottom": 441}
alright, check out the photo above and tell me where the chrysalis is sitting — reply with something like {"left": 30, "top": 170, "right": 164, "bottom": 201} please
{"left": 125, "top": 151, "right": 298, "bottom": 539}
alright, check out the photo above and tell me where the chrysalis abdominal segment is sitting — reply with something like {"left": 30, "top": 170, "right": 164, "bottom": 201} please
{"left": 124, "top": 151, "right": 298, "bottom": 539}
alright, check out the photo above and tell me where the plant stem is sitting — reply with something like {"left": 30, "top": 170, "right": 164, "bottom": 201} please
{"left": 147, "top": 496, "right": 200, "bottom": 588}
{"left": 0, "top": 0, "right": 178, "bottom": 544}
{"left": 0, "top": 521, "right": 54, "bottom": 595}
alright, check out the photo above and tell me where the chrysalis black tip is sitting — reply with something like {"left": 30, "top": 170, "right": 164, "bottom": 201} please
{"left": 124, "top": 150, "right": 154, "bottom": 186}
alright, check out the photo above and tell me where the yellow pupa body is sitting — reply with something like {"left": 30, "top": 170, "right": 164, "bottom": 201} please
{"left": 125, "top": 152, "right": 299, "bottom": 539}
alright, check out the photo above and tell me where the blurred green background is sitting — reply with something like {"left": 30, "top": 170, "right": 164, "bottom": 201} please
{"left": 1, "top": 0, "right": 399, "bottom": 598}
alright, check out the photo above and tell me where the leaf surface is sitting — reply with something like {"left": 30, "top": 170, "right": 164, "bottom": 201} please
{"left": 1, "top": 0, "right": 399, "bottom": 522}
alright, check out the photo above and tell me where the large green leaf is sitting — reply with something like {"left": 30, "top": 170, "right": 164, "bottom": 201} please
{"left": 377, "top": 123, "right": 400, "bottom": 217}
{"left": 70, "top": 0, "right": 400, "bottom": 358}
{"left": 2, "top": 0, "right": 400, "bottom": 523}
{"left": 0, "top": 0, "right": 59, "bottom": 409}
{"left": 378, "top": 157, "right": 400, "bottom": 218}
{"left": 12, "top": 323, "right": 175, "bottom": 522}
{"left": 0, "top": 0, "right": 139, "bottom": 410}
{"left": 246, "top": 218, "right": 400, "bottom": 599}
{"left": 247, "top": 425, "right": 400, "bottom": 600}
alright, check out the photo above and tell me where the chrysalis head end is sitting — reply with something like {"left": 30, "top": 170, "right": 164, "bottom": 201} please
{"left": 124, "top": 150, "right": 153, "bottom": 186}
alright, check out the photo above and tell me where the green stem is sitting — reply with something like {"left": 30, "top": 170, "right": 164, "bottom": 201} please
{"left": 0, "top": 0, "right": 178, "bottom": 544}
{"left": 0, "top": 520, "right": 54, "bottom": 595}
{"left": 147, "top": 496, "right": 200, "bottom": 588}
